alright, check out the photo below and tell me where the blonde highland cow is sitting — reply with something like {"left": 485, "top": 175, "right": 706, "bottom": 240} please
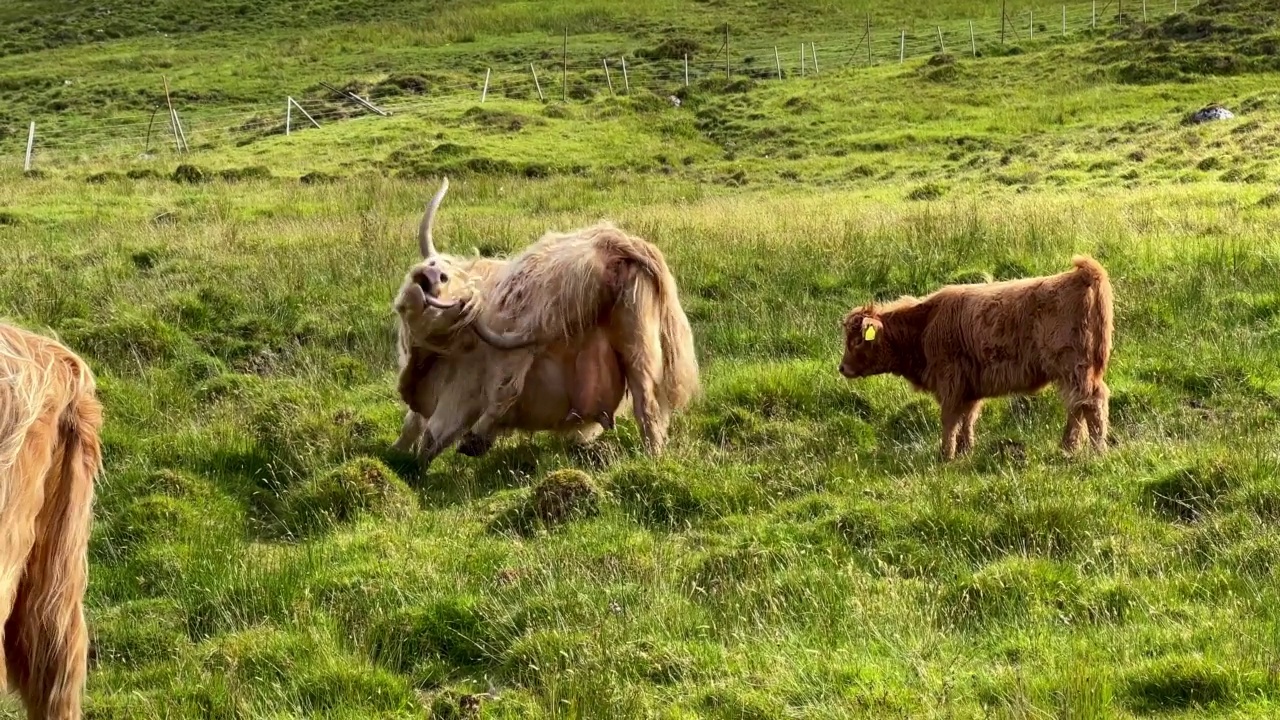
{"left": 1, "top": 322, "right": 103, "bottom": 720}
{"left": 391, "top": 178, "right": 700, "bottom": 467}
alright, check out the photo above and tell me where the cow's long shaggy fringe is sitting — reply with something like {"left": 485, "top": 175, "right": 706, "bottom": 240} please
{"left": 1, "top": 322, "right": 102, "bottom": 720}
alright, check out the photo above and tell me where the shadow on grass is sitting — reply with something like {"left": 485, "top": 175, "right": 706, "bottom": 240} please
{"left": 391, "top": 432, "right": 635, "bottom": 510}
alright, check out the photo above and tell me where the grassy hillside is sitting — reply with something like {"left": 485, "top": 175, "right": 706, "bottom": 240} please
{"left": 4, "top": 0, "right": 1280, "bottom": 718}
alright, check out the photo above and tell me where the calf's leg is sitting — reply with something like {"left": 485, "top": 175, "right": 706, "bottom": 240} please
{"left": 956, "top": 400, "right": 984, "bottom": 456}
{"left": 939, "top": 401, "right": 965, "bottom": 461}
{"left": 1085, "top": 379, "right": 1110, "bottom": 451}
{"left": 1058, "top": 383, "right": 1089, "bottom": 454}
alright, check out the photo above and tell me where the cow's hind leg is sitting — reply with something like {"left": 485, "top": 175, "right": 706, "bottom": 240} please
{"left": 1085, "top": 379, "right": 1110, "bottom": 452}
{"left": 613, "top": 336, "right": 666, "bottom": 455}
{"left": 1058, "top": 382, "right": 1089, "bottom": 454}
{"left": 607, "top": 281, "right": 670, "bottom": 454}
{"left": 939, "top": 402, "right": 964, "bottom": 462}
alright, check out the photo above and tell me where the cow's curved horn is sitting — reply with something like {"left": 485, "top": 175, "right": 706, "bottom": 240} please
{"left": 469, "top": 317, "right": 539, "bottom": 350}
{"left": 419, "top": 176, "right": 450, "bottom": 258}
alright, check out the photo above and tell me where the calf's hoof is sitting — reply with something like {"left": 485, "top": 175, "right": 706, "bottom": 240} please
{"left": 457, "top": 431, "right": 494, "bottom": 457}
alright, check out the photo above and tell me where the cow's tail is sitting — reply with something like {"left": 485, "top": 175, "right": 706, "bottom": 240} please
{"left": 7, "top": 351, "right": 101, "bottom": 718}
{"left": 616, "top": 233, "right": 701, "bottom": 415}
{"left": 1073, "top": 255, "right": 1114, "bottom": 379}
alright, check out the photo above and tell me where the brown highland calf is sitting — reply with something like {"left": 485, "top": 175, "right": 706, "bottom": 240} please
{"left": 1, "top": 322, "right": 103, "bottom": 719}
{"left": 839, "top": 256, "right": 1114, "bottom": 460}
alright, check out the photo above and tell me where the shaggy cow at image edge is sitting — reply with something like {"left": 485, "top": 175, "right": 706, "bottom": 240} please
{"left": 839, "top": 256, "right": 1114, "bottom": 460}
{"left": 1, "top": 322, "right": 103, "bottom": 720}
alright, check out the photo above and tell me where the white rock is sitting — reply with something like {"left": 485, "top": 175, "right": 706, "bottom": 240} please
{"left": 1191, "top": 105, "right": 1234, "bottom": 123}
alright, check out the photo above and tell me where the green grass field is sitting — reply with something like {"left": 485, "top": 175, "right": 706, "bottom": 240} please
{"left": 4, "top": 0, "right": 1280, "bottom": 717}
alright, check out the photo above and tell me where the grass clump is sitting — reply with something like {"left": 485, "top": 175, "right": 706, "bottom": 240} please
{"left": 1123, "top": 655, "right": 1260, "bottom": 713}
{"left": 366, "top": 596, "right": 512, "bottom": 678}
{"left": 1142, "top": 460, "right": 1239, "bottom": 522}
{"left": 276, "top": 457, "right": 416, "bottom": 538}
{"left": 488, "top": 469, "right": 603, "bottom": 536}
{"left": 531, "top": 469, "right": 601, "bottom": 524}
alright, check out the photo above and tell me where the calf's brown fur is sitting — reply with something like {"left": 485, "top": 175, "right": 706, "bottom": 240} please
{"left": 839, "top": 256, "right": 1113, "bottom": 460}
{"left": 1, "top": 322, "right": 102, "bottom": 720}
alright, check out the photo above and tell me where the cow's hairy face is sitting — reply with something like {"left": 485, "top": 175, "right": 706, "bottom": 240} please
{"left": 407, "top": 256, "right": 454, "bottom": 302}
{"left": 839, "top": 309, "right": 888, "bottom": 379}
{"left": 395, "top": 256, "right": 470, "bottom": 337}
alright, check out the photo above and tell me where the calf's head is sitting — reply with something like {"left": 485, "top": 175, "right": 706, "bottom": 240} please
{"left": 839, "top": 305, "right": 889, "bottom": 379}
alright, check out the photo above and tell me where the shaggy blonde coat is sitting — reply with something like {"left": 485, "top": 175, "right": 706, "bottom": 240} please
{"left": 1, "top": 322, "right": 102, "bottom": 720}
{"left": 392, "top": 179, "right": 699, "bottom": 466}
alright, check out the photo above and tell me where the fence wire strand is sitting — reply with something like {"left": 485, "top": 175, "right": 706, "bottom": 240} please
{"left": 7, "top": 0, "right": 1192, "bottom": 171}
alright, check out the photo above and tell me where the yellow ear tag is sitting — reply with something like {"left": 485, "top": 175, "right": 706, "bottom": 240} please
{"left": 863, "top": 325, "right": 877, "bottom": 342}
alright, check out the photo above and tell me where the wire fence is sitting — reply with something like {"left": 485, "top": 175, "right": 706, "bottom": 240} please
{"left": 6, "top": 0, "right": 1194, "bottom": 174}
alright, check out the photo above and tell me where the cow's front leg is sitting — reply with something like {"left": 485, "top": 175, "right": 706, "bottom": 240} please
{"left": 417, "top": 411, "right": 472, "bottom": 469}
{"left": 392, "top": 410, "right": 427, "bottom": 454}
{"left": 462, "top": 355, "right": 535, "bottom": 455}
{"left": 456, "top": 430, "right": 496, "bottom": 457}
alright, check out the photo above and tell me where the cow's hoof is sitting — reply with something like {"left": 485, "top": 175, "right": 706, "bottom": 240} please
{"left": 457, "top": 432, "right": 494, "bottom": 457}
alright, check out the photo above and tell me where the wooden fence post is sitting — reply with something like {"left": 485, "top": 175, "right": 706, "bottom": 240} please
{"left": 174, "top": 111, "right": 190, "bottom": 152}
{"left": 162, "top": 75, "right": 182, "bottom": 153}
{"left": 774, "top": 46, "right": 782, "bottom": 80}
{"left": 482, "top": 68, "right": 490, "bottom": 102}
{"left": 684, "top": 54, "right": 689, "bottom": 86}
{"left": 1093, "top": 0, "right": 1097, "bottom": 28}
{"left": 530, "top": 63, "right": 544, "bottom": 101}
{"left": 899, "top": 30, "right": 905, "bottom": 62}
{"left": 937, "top": 26, "right": 945, "bottom": 52}
{"left": 1030, "top": 9, "right": 1034, "bottom": 39}
{"left": 603, "top": 59, "right": 614, "bottom": 96}
{"left": 562, "top": 29, "right": 568, "bottom": 102}
{"left": 145, "top": 106, "right": 159, "bottom": 152}
{"left": 724, "top": 25, "right": 730, "bottom": 80}
{"left": 290, "top": 98, "right": 320, "bottom": 129}
{"left": 970, "top": 21, "right": 977, "bottom": 56}
{"left": 810, "top": 43, "right": 819, "bottom": 74}
{"left": 621, "top": 56, "right": 630, "bottom": 93}
{"left": 866, "top": 14, "right": 873, "bottom": 65}
{"left": 24, "top": 122, "right": 35, "bottom": 172}
{"left": 286, "top": 97, "right": 292, "bottom": 136}
{"left": 800, "top": 42, "right": 806, "bottom": 76}
{"left": 1063, "top": 5, "right": 1067, "bottom": 35}
{"left": 1001, "top": 0, "right": 1007, "bottom": 43}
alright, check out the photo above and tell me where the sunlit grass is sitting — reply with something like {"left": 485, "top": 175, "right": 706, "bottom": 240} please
{"left": 3, "top": 173, "right": 1280, "bottom": 717}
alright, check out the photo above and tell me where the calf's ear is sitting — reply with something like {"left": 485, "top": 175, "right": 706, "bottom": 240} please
{"left": 860, "top": 316, "right": 884, "bottom": 342}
